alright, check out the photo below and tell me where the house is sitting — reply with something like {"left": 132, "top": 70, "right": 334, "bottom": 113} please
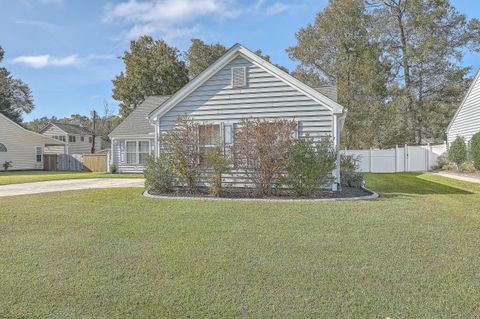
{"left": 110, "top": 44, "right": 346, "bottom": 190}
{"left": 40, "top": 122, "right": 102, "bottom": 155}
{"left": 447, "top": 70, "right": 480, "bottom": 145}
{"left": 0, "top": 113, "right": 65, "bottom": 170}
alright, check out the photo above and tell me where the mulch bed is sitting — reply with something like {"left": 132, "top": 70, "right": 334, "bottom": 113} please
{"left": 148, "top": 186, "right": 373, "bottom": 200}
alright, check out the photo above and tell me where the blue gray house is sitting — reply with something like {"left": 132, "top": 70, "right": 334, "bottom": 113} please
{"left": 109, "top": 44, "right": 346, "bottom": 190}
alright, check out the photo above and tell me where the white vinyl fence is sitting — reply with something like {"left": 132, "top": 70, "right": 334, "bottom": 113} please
{"left": 341, "top": 143, "right": 447, "bottom": 173}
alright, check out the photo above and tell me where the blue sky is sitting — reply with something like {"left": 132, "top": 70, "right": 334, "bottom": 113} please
{"left": 1, "top": 0, "right": 479, "bottom": 121}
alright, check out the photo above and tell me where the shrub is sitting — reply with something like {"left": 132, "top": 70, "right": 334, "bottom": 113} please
{"left": 204, "top": 147, "right": 230, "bottom": 196}
{"left": 282, "top": 137, "right": 337, "bottom": 196}
{"left": 2, "top": 161, "right": 12, "bottom": 172}
{"left": 161, "top": 116, "right": 201, "bottom": 193}
{"left": 470, "top": 132, "right": 480, "bottom": 169}
{"left": 110, "top": 164, "right": 117, "bottom": 174}
{"left": 458, "top": 162, "right": 476, "bottom": 174}
{"left": 340, "top": 155, "right": 364, "bottom": 188}
{"left": 232, "top": 118, "right": 296, "bottom": 196}
{"left": 144, "top": 155, "right": 175, "bottom": 193}
{"left": 448, "top": 137, "right": 467, "bottom": 166}
{"left": 442, "top": 163, "right": 457, "bottom": 171}
{"left": 434, "top": 152, "right": 449, "bottom": 170}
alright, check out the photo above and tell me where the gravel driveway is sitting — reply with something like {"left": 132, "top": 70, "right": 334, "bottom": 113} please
{"left": 0, "top": 178, "right": 145, "bottom": 197}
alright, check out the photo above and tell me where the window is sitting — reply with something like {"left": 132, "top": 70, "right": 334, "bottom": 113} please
{"left": 126, "top": 141, "right": 137, "bottom": 164}
{"left": 56, "top": 135, "right": 66, "bottom": 142}
{"left": 199, "top": 124, "right": 221, "bottom": 163}
{"left": 89, "top": 137, "right": 93, "bottom": 143}
{"left": 36, "top": 147, "right": 42, "bottom": 163}
{"left": 231, "top": 67, "right": 246, "bottom": 88}
{"left": 125, "top": 141, "right": 150, "bottom": 165}
{"left": 0, "top": 143, "right": 6, "bottom": 152}
{"left": 138, "top": 141, "right": 150, "bottom": 164}
{"left": 69, "top": 135, "right": 76, "bottom": 143}
{"left": 80, "top": 136, "right": 84, "bottom": 142}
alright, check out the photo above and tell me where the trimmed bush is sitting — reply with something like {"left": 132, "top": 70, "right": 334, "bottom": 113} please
{"left": 282, "top": 137, "right": 337, "bottom": 196}
{"left": 470, "top": 132, "right": 480, "bottom": 170}
{"left": 340, "top": 155, "right": 364, "bottom": 188}
{"left": 110, "top": 164, "right": 117, "bottom": 174}
{"left": 204, "top": 147, "right": 230, "bottom": 196}
{"left": 3, "top": 161, "right": 12, "bottom": 172}
{"left": 434, "top": 152, "right": 449, "bottom": 170}
{"left": 448, "top": 137, "right": 467, "bottom": 166}
{"left": 144, "top": 155, "right": 175, "bottom": 193}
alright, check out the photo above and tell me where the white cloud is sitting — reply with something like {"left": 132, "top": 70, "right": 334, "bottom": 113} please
{"left": 12, "top": 55, "right": 79, "bottom": 68}
{"left": 103, "top": 0, "right": 241, "bottom": 41}
{"left": 265, "top": 2, "right": 289, "bottom": 15}
{"left": 11, "top": 54, "right": 116, "bottom": 69}
{"left": 14, "top": 19, "right": 60, "bottom": 31}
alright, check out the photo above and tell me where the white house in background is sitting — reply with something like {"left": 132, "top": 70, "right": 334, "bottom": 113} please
{"left": 109, "top": 44, "right": 346, "bottom": 190}
{"left": 0, "top": 113, "right": 65, "bottom": 170}
{"left": 447, "top": 70, "right": 480, "bottom": 145}
{"left": 40, "top": 122, "right": 101, "bottom": 155}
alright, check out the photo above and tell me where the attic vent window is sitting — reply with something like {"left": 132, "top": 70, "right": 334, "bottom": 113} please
{"left": 231, "top": 66, "right": 246, "bottom": 88}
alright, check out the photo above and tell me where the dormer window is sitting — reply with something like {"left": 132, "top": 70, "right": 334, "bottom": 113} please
{"left": 231, "top": 66, "right": 246, "bottom": 88}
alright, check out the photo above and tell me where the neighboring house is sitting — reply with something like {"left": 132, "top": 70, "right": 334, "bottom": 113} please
{"left": 447, "top": 70, "right": 480, "bottom": 145}
{"left": 110, "top": 44, "right": 346, "bottom": 190}
{"left": 0, "top": 113, "right": 65, "bottom": 170}
{"left": 40, "top": 122, "right": 103, "bottom": 155}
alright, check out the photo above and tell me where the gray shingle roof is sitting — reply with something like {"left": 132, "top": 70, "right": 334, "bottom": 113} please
{"left": 52, "top": 123, "right": 92, "bottom": 135}
{"left": 314, "top": 86, "right": 338, "bottom": 102}
{"left": 109, "top": 96, "right": 170, "bottom": 137}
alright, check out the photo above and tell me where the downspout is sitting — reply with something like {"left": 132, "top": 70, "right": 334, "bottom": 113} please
{"left": 335, "top": 110, "right": 348, "bottom": 191}
{"left": 148, "top": 116, "right": 159, "bottom": 157}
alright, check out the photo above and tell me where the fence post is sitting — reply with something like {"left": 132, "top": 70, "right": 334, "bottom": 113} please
{"left": 369, "top": 148, "right": 373, "bottom": 173}
{"left": 404, "top": 144, "right": 408, "bottom": 172}
{"left": 426, "top": 143, "right": 431, "bottom": 171}
{"left": 395, "top": 145, "right": 398, "bottom": 173}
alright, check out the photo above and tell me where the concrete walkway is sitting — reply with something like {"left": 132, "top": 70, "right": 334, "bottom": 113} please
{"left": 434, "top": 171, "right": 480, "bottom": 184}
{"left": 0, "top": 178, "right": 145, "bottom": 197}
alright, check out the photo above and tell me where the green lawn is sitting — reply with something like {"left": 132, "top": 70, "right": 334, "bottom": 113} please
{"left": 0, "top": 171, "right": 142, "bottom": 185}
{"left": 0, "top": 173, "right": 479, "bottom": 318}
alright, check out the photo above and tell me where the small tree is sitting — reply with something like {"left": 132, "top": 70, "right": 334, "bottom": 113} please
{"left": 282, "top": 137, "right": 337, "bottom": 196}
{"left": 144, "top": 155, "right": 175, "bottom": 193}
{"left": 470, "top": 132, "right": 480, "bottom": 170}
{"left": 161, "top": 116, "right": 201, "bottom": 193}
{"left": 204, "top": 147, "right": 229, "bottom": 196}
{"left": 340, "top": 155, "right": 364, "bottom": 189}
{"left": 448, "top": 136, "right": 467, "bottom": 166}
{"left": 233, "top": 118, "right": 296, "bottom": 196}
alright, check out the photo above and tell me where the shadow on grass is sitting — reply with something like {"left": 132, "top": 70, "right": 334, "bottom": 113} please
{"left": 366, "top": 173, "right": 473, "bottom": 197}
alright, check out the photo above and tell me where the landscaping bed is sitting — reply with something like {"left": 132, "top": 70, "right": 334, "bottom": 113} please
{"left": 146, "top": 185, "right": 374, "bottom": 200}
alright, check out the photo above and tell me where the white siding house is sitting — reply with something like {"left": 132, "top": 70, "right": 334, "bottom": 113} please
{"left": 110, "top": 44, "right": 346, "bottom": 189}
{"left": 447, "top": 70, "right": 480, "bottom": 145}
{"left": 40, "top": 123, "right": 101, "bottom": 155}
{"left": 0, "top": 113, "right": 65, "bottom": 170}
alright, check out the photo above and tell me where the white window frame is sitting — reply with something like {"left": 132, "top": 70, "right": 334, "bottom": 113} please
{"left": 231, "top": 66, "right": 247, "bottom": 88}
{"left": 68, "top": 135, "right": 76, "bottom": 143}
{"left": 124, "top": 140, "right": 151, "bottom": 165}
{"left": 35, "top": 146, "right": 43, "bottom": 163}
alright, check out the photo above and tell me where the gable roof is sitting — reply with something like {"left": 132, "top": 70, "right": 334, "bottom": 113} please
{"left": 0, "top": 113, "right": 65, "bottom": 145}
{"left": 149, "top": 44, "right": 344, "bottom": 121}
{"left": 40, "top": 122, "right": 92, "bottom": 135}
{"left": 315, "top": 86, "right": 337, "bottom": 102}
{"left": 109, "top": 96, "right": 170, "bottom": 138}
{"left": 447, "top": 70, "right": 480, "bottom": 133}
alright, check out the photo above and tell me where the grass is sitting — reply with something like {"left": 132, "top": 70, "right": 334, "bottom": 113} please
{"left": 0, "top": 173, "right": 479, "bottom": 318}
{"left": 0, "top": 170, "right": 142, "bottom": 185}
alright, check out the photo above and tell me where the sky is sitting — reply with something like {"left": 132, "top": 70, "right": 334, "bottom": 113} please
{"left": 1, "top": 0, "right": 479, "bottom": 121}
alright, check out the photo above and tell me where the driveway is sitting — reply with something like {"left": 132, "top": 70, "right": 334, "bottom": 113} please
{"left": 0, "top": 178, "right": 145, "bottom": 197}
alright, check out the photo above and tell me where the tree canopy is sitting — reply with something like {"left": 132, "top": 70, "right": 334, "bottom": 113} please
{"left": 112, "top": 36, "right": 189, "bottom": 117}
{"left": 289, "top": 0, "right": 480, "bottom": 148}
{"left": 0, "top": 46, "right": 34, "bottom": 123}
